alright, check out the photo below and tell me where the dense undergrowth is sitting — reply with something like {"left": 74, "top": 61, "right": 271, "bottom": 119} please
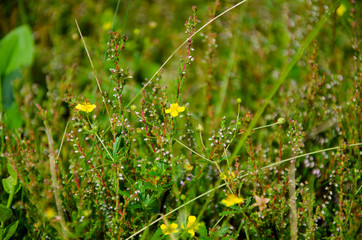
{"left": 0, "top": 0, "right": 361, "bottom": 239}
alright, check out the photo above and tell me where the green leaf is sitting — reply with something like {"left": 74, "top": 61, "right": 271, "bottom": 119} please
{"left": 4, "top": 101, "right": 23, "bottom": 130}
{"left": 6, "top": 163, "right": 17, "bottom": 180}
{"left": 112, "top": 136, "right": 121, "bottom": 157}
{"left": 0, "top": 25, "right": 34, "bottom": 75}
{"left": 151, "top": 228, "right": 163, "bottom": 240}
{"left": 198, "top": 224, "right": 208, "bottom": 237}
{"left": 2, "top": 70, "right": 21, "bottom": 110}
{"left": 0, "top": 204, "right": 13, "bottom": 222}
{"left": 2, "top": 176, "right": 17, "bottom": 194}
{"left": 3, "top": 164, "right": 21, "bottom": 194}
{"left": 3, "top": 221, "right": 19, "bottom": 240}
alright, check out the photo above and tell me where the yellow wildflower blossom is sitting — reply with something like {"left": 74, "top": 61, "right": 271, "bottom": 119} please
{"left": 337, "top": 4, "right": 347, "bottom": 16}
{"left": 75, "top": 101, "right": 96, "bottom": 113}
{"left": 221, "top": 170, "right": 236, "bottom": 181}
{"left": 221, "top": 194, "right": 244, "bottom": 207}
{"left": 103, "top": 21, "right": 112, "bottom": 31}
{"left": 184, "top": 163, "right": 194, "bottom": 171}
{"left": 182, "top": 215, "right": 200, "bottom": 237}
{"left": 45, "top": 208, "right": 56, "bottom": 219}
{"left": 160, "top": 223, "right": 179, "bottom": 235}
{"left": 165, "top": 103, "right": 185, "bottom": 117}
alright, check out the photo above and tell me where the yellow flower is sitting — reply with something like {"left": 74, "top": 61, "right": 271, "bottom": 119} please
{"left": 133, "top": 28, "right": 140, "bottom": 36}
{"left": 45, "top": 208, "right": 56, "bottom": 219}
{"left": 182, "top": 215, "right": 200, "bottom": 237}
{"left": 252, "top": 195, "right": 271, "bottom": 211}
{"left": 75, "top": 101, "right": 96, "bottom": 113}
{"left": 165, "top": 103, "right": 185, "bottom": 117}
{"left": 221, "top": 194, "right": 244, "bottom": 207}
{"left": 160, "top": 223, "right": 179, "bottom": 235}
{"left": 221, "top": 170, "right": 236, "bottom": 181}
{"left": 336, "top": 4, "right": 347, "bottom": 16}
{"left": 184, "top": 163, "right": 194, "bottom": 171}
{"left": 103, "top": 21, "right": 112, "bottom": 31}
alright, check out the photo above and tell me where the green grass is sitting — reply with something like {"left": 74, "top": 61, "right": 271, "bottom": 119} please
{"left": 0, "top": 0, "right": 361, "bottom": 239}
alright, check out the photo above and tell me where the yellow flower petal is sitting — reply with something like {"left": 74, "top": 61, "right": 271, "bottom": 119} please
{"left": 75, "top": 101, "right": 96, "bottom": 113}
{"left": 184, "top": 215, "right": 199, "bottom": 237}
{"left": 171, "top": 110, "right": 179, "bottom": 117}
{"left": 160, "top": 224, "right": 168, "bottom": 231}
{"left": 165, "top": 103, "right": 185, "bottom": 117}
{"left": 221, "top": 194, "right": 244, "bottom": 207}
{"left": 160, "top": 223, "right": 179, "bottom": 235}
{"left": 188, "top": 229, "right": 196, "bottom": 237}
{"left": 337, "top": 4, "right": 347, "bottom": 16}
{"left": 177, "top": 106, "right": 185, "bottom": 112}
{"left": 187, "top": 216, "right": 196, "bottom": 228}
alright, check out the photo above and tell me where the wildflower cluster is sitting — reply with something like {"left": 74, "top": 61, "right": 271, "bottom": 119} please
{"left": 160, "top": 215, "right": 200, "bottom": 237}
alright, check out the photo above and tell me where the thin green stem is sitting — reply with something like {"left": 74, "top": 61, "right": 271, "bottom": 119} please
{"left": 199, "top": 131, "right": 206, "bottom": 150}
{"left": 253, "top": 122, "right": 279, "bottom": 130}
{"left": 94, "top": 133, "right": 115, "bottom": 159}
{"left": 212, "top": 215, "right": 225, "bottom": 229}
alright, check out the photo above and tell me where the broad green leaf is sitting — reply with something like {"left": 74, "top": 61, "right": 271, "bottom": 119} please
{"left": 2, "top": 70, "right": 21, "bottom": 110}
{"left": 0, "top": 25, "right": 34, "bottom": 75}
{"left": 3, "top": 221, "right": 19, "bottom": 240}
{"left": 2, "top": 176, "right": 16, "bottom": 194}
{"left": 6, "top": 163, "right": 17, "bottom": 179}
{"left": 5, "top": 164, "right": 21, "bottom": 194}
{"left": 198, "top": 224, "right": 208, "bottom": 237}
{"left": 4, "top": 102, "right": 22, "bottom": 129}
{"left": 0, "top": 204, "right": 12, "bottom": 222}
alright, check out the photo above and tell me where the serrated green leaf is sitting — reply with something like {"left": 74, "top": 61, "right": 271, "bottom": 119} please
{"left": 3, "top": 221, "right": 19, "bottom": 240}
{"left": 0, "top": 204, "right": 13, "bottom": 222}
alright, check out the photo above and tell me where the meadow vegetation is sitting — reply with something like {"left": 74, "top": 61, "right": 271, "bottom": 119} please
{"left": 0, "top": 0, "right": 361, "bottom": 239}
